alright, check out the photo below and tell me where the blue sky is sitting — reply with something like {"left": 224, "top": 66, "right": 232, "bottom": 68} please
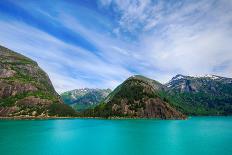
{"left": 0, "top": 0, "right": 232, "bottom": 93}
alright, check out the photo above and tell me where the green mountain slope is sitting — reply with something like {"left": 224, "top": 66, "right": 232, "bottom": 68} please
{"left": 0, "top": 45, "right": 76, "bottom": 117}
{"left": 164, "top": 74, "right": 232, "bottom": 115}
{"left": 82, "top": 75, "right": 186, "bottom": 119}
{"left": 61, "top": 88, "right": 111, "bottom": 111}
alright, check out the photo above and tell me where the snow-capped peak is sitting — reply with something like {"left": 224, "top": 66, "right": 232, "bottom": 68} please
{"left": 171, "top": 74, "right": 185, "bottom": 81}
{"left": 166, "top": 74, "right": 186, "bottom": 87}
{"left": 204, "top": 74, "right": 220, "bottom": 80}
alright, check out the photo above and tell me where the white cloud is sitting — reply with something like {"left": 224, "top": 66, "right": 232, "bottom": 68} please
{"left": 0, "top": 20, "right": 132, "bottom": 93}
{"left": 99, "top": 0, "right": 112, "bottom": 7}
{"left": 99, "top": 0, "right": 232, "bottom": 82}
{"left": 1, "top": 0, "right": 232, "bottom": 94}
{"left": 142, "top": 0, "right": 232, "bottom": 80}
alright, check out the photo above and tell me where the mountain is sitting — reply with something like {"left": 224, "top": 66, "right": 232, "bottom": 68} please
{"left": 0, "top": 45, "right": 76, "bottom": 117}
{"left": 61, "top": 88, "right": 111, "bottom": 111}
{"left": 164, "top": 74, "right": 232, "bottom": 115}
{"left": 82, "top": 75, "right": 186, "bottom": 119}
{"left": 82, "top": 74, "right": 232, "bottom": 118}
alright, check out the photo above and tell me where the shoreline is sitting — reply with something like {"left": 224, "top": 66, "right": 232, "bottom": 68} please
{"left": 0, "top": 116, "right": 187, "bottom": 120}
{"left": 0, "top": 116, "right": 74, "bottom": 120}
{"left": 0, "top": 115, "right": 231, "bottom": 120}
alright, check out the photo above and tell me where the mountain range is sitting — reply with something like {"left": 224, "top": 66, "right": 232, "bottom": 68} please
{"left": 1, "top": 45, "right": 232, "bottom": 119}
{"left": 80, "top": 74, "right": 232, "bottom": 118}
{"left": 61, "top": 88, "right": 111, "bottom": 111}
{"left": 164, "top": 74, "right": 232, "bottom": 115}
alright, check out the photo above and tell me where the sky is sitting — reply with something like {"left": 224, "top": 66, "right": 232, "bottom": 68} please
{"left": 0, "top": 0, "right": 232, "bottom": 93}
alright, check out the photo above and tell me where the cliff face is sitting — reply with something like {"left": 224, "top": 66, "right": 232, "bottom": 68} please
{"left": 0, "top": 45, "right": 76, "bottom": 117}
{"left": 83, "top": 75, "right": 186, "bottom": 119}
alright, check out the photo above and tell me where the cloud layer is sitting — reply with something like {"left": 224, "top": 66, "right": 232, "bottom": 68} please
{"left": 0, "top": 0, "right": 231, "bottom": 93}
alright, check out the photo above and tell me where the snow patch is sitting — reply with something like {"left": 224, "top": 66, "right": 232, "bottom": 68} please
{"left": 172, "top": 75, "right": 185, "bottom": 81}
{"left": 204, "top": 74, "right": 220, "bottom": 80}
{"left": 166, "top": 84, "right": 172, "bottom": 88}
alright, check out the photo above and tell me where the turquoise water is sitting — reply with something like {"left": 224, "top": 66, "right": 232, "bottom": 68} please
{"left": 0, "top": 117, "right": 232, "bottom": 155}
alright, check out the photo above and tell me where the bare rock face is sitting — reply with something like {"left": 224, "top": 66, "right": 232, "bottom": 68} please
{"left": 16, "top": 96, "right": 52, "bottom": 106}
{"left": 0, "top": 107, "right": 19, "bottom": 116}
{"left": 0, "top": 45, "right": 76, "bottom": 117}
{"left": 0, "top": 81, "right": 38, "bottom": 98}
{"left": 110, "top": 98, "right": 185, "bottom": 119}
{"left": 0, "top": 69, "right": 16, "bottom": 78}
{"left": 143, "top": 98, "right": 185, "bottom": 119}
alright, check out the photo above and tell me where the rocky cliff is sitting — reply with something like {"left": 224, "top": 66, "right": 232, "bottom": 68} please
{"left": 0, "top": 45, "right": 76, "bottom": 117}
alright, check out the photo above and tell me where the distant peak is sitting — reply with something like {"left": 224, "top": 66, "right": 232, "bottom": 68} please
{"left": 204, "top": 74, "right": 220, "bottom": 80}
{"left": 130, "top": 75, "right": 144, "bottom": 78}
{"left": 128, "top": 75, "right": 158, "bottom": 83}
{"left": 129, "top": 75, "right": 148, "bottom": 80}
{"left": 171, "top": 74, "right": 186, "bottom": 81}
{"left": 168, "top": 74, "right": 226, "bottom": 84}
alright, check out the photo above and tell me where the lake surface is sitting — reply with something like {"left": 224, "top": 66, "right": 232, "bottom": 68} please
{"left": 0, "top": 117, "right": 232, "bottom": 155}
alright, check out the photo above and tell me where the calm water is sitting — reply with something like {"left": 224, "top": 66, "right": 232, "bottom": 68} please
{"left": 0, "top": 117, "right": 232, "bottom": 155}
